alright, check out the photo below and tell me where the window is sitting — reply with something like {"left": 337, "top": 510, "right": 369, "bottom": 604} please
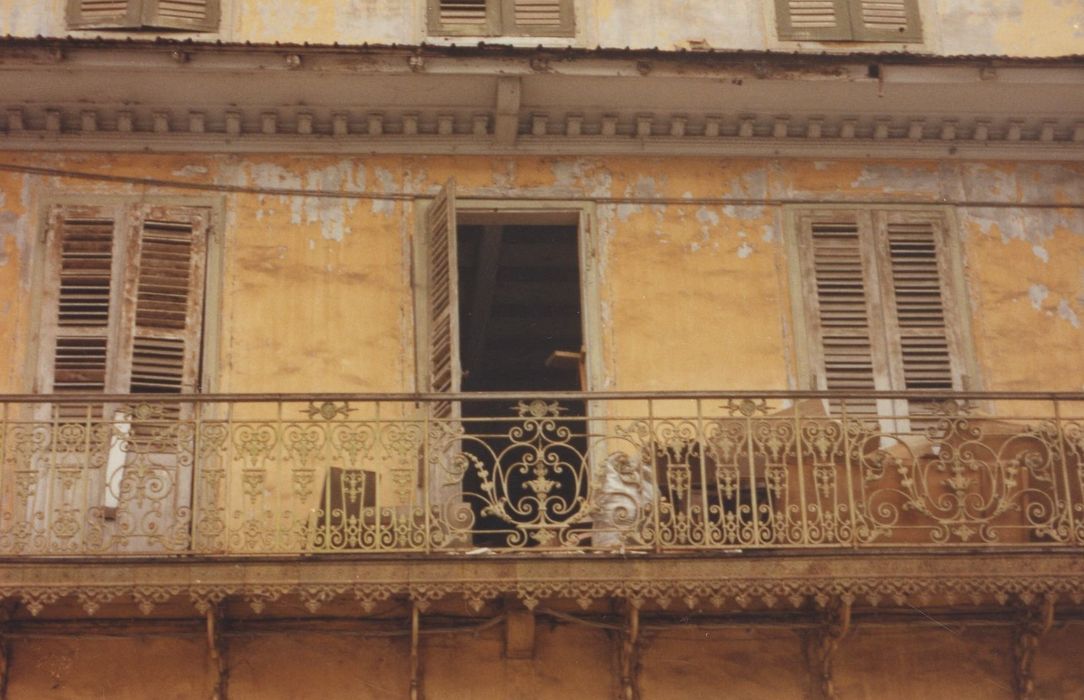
{"left": 428, "top": 0, "right": 574, "bottom": 37}
{"left": 38, "top": 203, "right": 211, "bottom": 401}
{"left": 775, "top": 0, "right": 921, "bottom": 42}
{"left": 67, "top": 0, "right": 220, "bottom": 31}
{"left": 786, "top": 207, "right": 974, "bottom": 421}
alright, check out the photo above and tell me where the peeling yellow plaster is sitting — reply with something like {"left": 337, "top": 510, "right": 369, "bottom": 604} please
{"left": 993, "top": 0, "right": 1084, "bottom": 58}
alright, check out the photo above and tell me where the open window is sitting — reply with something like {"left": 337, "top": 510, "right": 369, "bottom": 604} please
{"left": 67, "top": 0, "right": 220, "bottom": 31}
{"left": 415, "top": 181, "right": 598, "bottom": 546}
{"left": 32, "top": 202, "right": 211, "bottom": 551}
{"left": 775, "top": 0, "right": 921, "bottom": 42}
{"left": 428, "top": 0, "right": 575, "bottom": 37}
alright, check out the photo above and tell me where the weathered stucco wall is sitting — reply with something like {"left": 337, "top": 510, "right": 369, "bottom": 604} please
{"left": 0, "top": 0, "right": 1080, "bottom": 57}
{"left": 0, "top": 153, "right": 1082, "bottom": 397}
{"left": 5, "top": 622, "right": 1084, "bottom": 698}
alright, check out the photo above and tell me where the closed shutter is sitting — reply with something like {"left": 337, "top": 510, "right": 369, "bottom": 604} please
{"left": 850, "top": 0, "right": 922, "bottom": 42}
{"left": 426, "top": 180, "right": 462, "bottom": 417}
{"left": 141, "top": 0, "right": 220, "bottom": 31}
{"left": 429, "top": 0, "right": 497, "bottom": 35}
{"left": 66, "top": 0, "right": 141, "bottom": 29}
{"left": 804, "top": 213, "right": 884, "bottom": 415}
{"left": 776, "top": 0, "right": 921, "bottom": 41}
{"left": 119, "top": 207, "right": 209, "bottom": 397}
{"left": 775, "top": 0, "right": 854, "bottom": 40}
{"left": 505, "top": 0, "right": 575, "bottom": 36}
{"left": 876, "top": 213, "right": 957, "bottom": 418}
{"left": 44, "top": 207, "right": 123, "bottom": 418}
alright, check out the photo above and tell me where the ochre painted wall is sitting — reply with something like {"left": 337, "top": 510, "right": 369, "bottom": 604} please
{"left": 0, "top": 1, "right": 1081, "bottom": 57}
{"left": 1, "top": 153, "right": 1081, "bottom": 399}
{"left": 6, "top": 622, "right": 1084, "bottom": 698}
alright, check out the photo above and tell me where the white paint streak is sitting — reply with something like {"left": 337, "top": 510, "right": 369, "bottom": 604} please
{"left": 1029, "top": 284, "right": 1049, "bottom": 310}
{"left": 1057, "top": 299, "right": 1081, "bottom": 328}
{"left": 737, "top": 242, "right": 753, "bottom": 259}
{"left": 1031, "top": 245, "right": 1050, "bottom": 263}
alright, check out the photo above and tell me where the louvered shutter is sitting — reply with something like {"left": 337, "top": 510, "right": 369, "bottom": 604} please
{"left": 43, "top": 207, "right": 123, "bottom": 416}
{"left": 503, "top": 0, "right": 574, "bottom": 36}
{"left": 849, "top": 0, "right": 922, "bottom": 42}
{"left": 66, "top": 0, "right": 142, "bottom": 29}
{"left": 141, "top": 0, "right": 220, "bottom": 31}
{"left": 426, "top": 180, "right": 462, "bottom": 417}
{"left": 802, "top": 212, "right": 888, "bottom": 416}
{"left": 429, "top": 0, "right": 498, "bottom": 36}
{"left": 775, "top": 0, "right": 854, "bottom": 40}
{"left": 118, "top": 206, "right": 209, "bottom": 398}
{"left": 875, "top": 212, "right": 958, "bottom": 417}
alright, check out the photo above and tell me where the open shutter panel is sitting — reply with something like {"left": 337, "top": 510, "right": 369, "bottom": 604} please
{"left": 850, "top": 0, "right": 922, "bottom": 41}
{"left": 505, "top": 0, "right": 574, "bottom": 36}
{"left": 807, "top": 217, "right": 880, "bottom": 416}
{"left": 141, "top": 0, "right": 220, "bottom": 31}
{"left": 880, "top": 216, "right": 955, "bottom": 419}
{"left": 426, "top": 180, "right": 462, "bottom": 417}
{"left": 66, "top": 0, "right": 142, "bottom": 29}
{"left": 48, "top": 209, "right": 120, "bottom": 399}
{"left": 122, "top": 207, "right": 208, "bottom": 397}
{"left": 430, "top": 0, "right": 497, "bottom": 35}
{"left": 775, "top": 0, "right": 854, "bottom": 40}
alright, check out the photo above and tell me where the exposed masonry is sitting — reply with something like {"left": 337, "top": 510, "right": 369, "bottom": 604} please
{"left": 2, "top": 106, "right": 1083, "bottom": 157}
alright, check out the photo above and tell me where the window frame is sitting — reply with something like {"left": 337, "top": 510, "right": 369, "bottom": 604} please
{"left": 783, "top": 204, "right": 980, "bottom": 420}
{"left": 427, "top": 0, "right": 576, "bottom": 38}
{"left": 27, "top": 195, "right": 225, "bottom": 397}
{"left": 411, "top": 192, "right": 601, "bottom": 395}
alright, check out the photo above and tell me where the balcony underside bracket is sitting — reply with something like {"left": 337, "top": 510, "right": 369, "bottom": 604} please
{"left": 0, "top": 604, "right": 11, "bottom": 700}
{"left": 619, "top": 601, "right": 641, "bottom": 700}
{"left": 410, "top": 602, "right": 422, "bottom": 700}
{"left": 206, "top": 605, "right": 228, "bottom": 700}
{"left": 1014, "top": 593, "right": 1055, "bottom": 700}
{"left": 807, "top": 596, "right": 853, "bottom": 700}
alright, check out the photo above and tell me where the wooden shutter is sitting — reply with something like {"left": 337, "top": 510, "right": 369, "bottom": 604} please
{"left": 67, "top": 0, "right": 142, "bottom": 29}
{"left": 849, "top": 0, "right": 922, "bottom": 42}
{"left": 429, "top": 0, "right": 498, "bottom": 36}
{"left": 141, "top": 0, "right": 220, "bottom": 31}
{"left": 802, "top": 212, "right": 886, "bottom": 415}
{"left": 775, "top": 0, "right": 854, "bottom": 40}
{"left": 119, "top": 207, "right": 209, "bottom": 397}
{"left": 875, "top": 212, "right": 957, "bottom": 418}
{"left": 44, "top": 207, "right": 123, "bottom": 407}
{"left": 426, "top": 180, "right": 462, "bottom": 407}
{"left": 503, "top": 0, "right": 574, "bottom": 36}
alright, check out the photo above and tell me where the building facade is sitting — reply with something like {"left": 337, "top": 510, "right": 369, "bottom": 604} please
{"left": 0, "top": 1, "right": 1082, "bottom": 698}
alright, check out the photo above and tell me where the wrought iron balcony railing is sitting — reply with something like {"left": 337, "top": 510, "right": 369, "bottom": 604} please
{"left": 1, "top": 391, "right": 1082, "bottom": 557}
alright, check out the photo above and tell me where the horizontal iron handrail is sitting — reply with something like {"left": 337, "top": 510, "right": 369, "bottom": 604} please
{"left": 1, "top": 390, "right": 1083, "bottom": 403}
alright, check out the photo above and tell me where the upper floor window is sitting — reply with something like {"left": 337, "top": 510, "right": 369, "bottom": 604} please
{"left": 428, "top": 0, "right": 574, "bottom": 37}
{"left": 786, "top": 206, "right": 974, "bottom": 423}
{"left": 775, "top": 0, "right": 921, "bottom": 42}
{"left": 38, "top": 203, "right": 212, "bottom": 401}
{"left": 66, "top": 0, "right": 220, "bottom": 32}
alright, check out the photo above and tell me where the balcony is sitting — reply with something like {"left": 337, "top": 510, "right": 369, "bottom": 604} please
{"left": 2, "top": 390, "right": 1082, "bottom": 558}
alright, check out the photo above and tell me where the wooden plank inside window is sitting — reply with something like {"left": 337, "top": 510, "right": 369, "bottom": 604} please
{"left": 775, "top": 0, "right": 853, "bottom": 40}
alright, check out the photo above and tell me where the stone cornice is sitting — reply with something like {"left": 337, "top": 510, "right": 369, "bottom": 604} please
{"left": 2, "top": 553, "right": 1083, "bottom": 617}
{"left": 3, "top": 106, "right": 1082, "bottom": 160}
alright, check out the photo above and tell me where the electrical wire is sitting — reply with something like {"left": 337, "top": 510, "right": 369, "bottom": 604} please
{"left": 0, "top": 162, "right": 1080, "bottom": 210}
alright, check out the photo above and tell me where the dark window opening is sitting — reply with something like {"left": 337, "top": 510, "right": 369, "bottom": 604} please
{"left": 456, "top": 223, "right": 587, "bottom": 546}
